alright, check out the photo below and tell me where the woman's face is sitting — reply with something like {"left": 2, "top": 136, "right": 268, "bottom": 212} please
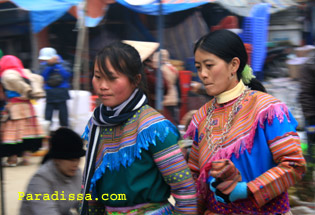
{"left": 194, "top": 49, "right": 239, "bottom": 96}
{"left": 92, "top": 59, "right": 138, "bottom": 108}
{"left": 54, "top": 158, "right": 80, "bottom": 177}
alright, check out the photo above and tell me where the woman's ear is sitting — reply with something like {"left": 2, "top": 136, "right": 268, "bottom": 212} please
{"left": 135, "top": 74, "right": 142, "bottom": 86}
{"left": 230, "top": 57, "right": 240, "bottom": 75}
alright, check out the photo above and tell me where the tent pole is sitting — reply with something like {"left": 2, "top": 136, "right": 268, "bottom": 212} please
{"left": 155, "top": 0, "right": 164, "bottom": 112}
{"left": 73, "top": 0, "right": 87, "bottom": 91}
{"left": 30, "top": 23, "right": 39, "bottom": 72}
{"left": 72, "top": 0, "right": 87, "bottom": 130}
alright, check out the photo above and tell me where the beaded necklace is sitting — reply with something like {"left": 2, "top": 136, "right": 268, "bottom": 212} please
{"left": 206, "top": 87, "right": 250, "bottom": 153}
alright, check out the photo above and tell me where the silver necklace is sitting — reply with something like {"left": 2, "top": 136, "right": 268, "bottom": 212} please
{"left": 206, "top": 87, "right": 249, "bottom": 153}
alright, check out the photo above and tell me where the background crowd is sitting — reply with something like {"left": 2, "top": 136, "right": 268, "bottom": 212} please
{"left": 0, "top": 24, "right": 314, "bottom": 214}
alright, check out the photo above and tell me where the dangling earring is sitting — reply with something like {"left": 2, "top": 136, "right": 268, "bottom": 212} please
{"left": 229, "top": 73, "right": 234, "bottom": 80}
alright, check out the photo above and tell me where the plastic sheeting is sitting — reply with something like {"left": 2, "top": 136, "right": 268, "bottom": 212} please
{"left": 116, "top": 0, "right": 297, "bottom": 16}
{"left": 116, "top": 0, "right": 214, "bottom": 15}
{"left": 11, "top": 0, "right": 81, "bottom": 33}
{"left": 8, "top": 0, "right": 298, "bottom": 32}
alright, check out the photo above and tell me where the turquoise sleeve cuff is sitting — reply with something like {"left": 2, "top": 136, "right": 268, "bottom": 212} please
{"left": 229, "top": 182, "right": 248, "bottom": 202}
{"left": 209, "top": 178, "right": 216, "bottom": 192}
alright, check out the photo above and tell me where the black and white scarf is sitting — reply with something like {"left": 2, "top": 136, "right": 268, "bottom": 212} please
{"left": 92, "top": 88, "right": 148, "bottom": 127}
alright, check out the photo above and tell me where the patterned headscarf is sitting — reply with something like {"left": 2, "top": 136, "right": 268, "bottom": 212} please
{"left": 0, "top": 55, "right": 28, "bottom": 79}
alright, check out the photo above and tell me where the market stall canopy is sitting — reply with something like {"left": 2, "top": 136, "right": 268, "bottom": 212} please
{"left": 116, "top": 0, "right": 297, "bottom": 16}
{"left": 88, "top": 0, "right": 298, "bottom": 27}
{"left": 5, "top": 0, "right": 115, "bottom": 33}
{"left": 2, "top": 0, "right": 298, "bottom": 33}
{"left": 7, "top": 0, "right": 81, "bottom": 33}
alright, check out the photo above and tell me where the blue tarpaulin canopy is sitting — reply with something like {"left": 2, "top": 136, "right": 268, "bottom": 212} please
{"left": 7, "top": 0, "right": 297, "bottom": 33}
{"left": 115, "top": 0, "right": 214, "bottom": 15}
{"left": 8, "top": 0, "right": 214, "bottom": 32}
{"left": 115, "top": 0, "right": 297, "bottom": 16}
{"left": 10, "top": 0, "right": 81, "bottom": 33}
{"left": 9, "top": 0, "right": 214, "bottom": 32}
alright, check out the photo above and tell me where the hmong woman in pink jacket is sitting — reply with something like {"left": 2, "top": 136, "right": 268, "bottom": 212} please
{"left": 185, "top": 30, "right": 306, "bottom": 214}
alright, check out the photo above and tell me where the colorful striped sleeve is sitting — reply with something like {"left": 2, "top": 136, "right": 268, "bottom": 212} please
{"left": 187, "top": 128, "right": 201, "bottom": 181}
{"left": 187, "top": 128, "right": 208, "bottom": 214}
{"left": 247, "top": 112, "right": 306, "bottom": 207}
{"left": 150, "top": 132, "right": 198, "bottom": 214}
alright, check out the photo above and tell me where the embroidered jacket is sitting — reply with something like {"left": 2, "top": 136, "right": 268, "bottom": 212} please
{"left": 81, "top": 105, "right": 197, "bottom": 214}
{"left": 185, "top": 90, "right": 306, "bottom": 214}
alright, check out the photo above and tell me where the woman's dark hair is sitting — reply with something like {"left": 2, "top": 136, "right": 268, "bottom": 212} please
{"left": 95, "top": 41, "right": 147, "bottom": 93}
{"left": 246, "top": 78, "right": 267, "bottom": 93}
{"left": 194, "top": 29, "right": 248, "bottom": 81}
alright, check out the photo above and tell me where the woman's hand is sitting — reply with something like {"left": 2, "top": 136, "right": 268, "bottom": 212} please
{"left": 207, "top": 159, "right": 247, "bottom": 204}
{"left": 209, "top": 178, "right": 248, "bottom": 203}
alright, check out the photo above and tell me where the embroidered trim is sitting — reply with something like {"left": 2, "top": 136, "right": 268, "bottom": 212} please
{"left": 206, "top": 87, "right": 249, "bottom": 153}
{"left": 84, "top": 106, "right": 179, "bottom": 195}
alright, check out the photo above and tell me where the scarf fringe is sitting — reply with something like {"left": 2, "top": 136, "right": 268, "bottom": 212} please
{"left": 197, "top": 102, "right": 290, "bottom": 195}
{"left": 89, "top": 119, "right": 179, "bottom": 194}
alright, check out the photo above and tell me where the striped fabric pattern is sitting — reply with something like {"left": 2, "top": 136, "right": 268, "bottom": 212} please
{"left": 95, "top": 105, "right": 168, "bottom": 171}
{"left": 87, "top": 105, "right": 179, "bottom": 194}
{"left": 186, "top": 90, "right": 306, "bottom": 212}
{"left": 247, "top": 131, "right": 306, "bottom": 207}
{"left": 187, "top": 91, "right": 292, "bottom": 170}
{"left": 82, "top": 105, "right": 197, "bottom": 214}
{"left": 153, "top": 144, "right": 197, "bottom": 214}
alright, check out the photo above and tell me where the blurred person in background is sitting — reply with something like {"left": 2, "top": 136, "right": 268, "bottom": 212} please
{"left": 80, "top": 41, "right": 197, "bottom": 214}
{"left": 0, "top": 55, "right": 45, "bottom": 166}
{"left": 304, "top": 0, "right": 315, "bottom": 45}
{"left": 152, "top": 49, "right": 180, "bottom": 126}
{"left": 0, "top": 49, "right": 5, "bottom": 159}
{"left": 143, "top": 53, "right": 169, "bottom": 109}
{"left": 185, "top": 30, "right": 306, "bottom": 214}
{"left": 20, "top": 127, "right": 85, "bottom": 215}
{"left": 38, "top": 48, "right": 72, "bottom": 76}
{"left": 298, "top": 50, "right": 315, "bottom": 202}
{"left": 299, "top": 50, "right": 315, "bottom": 165}
{"left": 122, "top": 40, "right": 167, "bottom": 109}
{"left": 0, "top": 49, "right": 5, "bottom": 111}
{"left": 123, "top": 41, "right": 170, "bottom": 112}
{"left": 38, "top": 47, "right": 72, "bottom": 130}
